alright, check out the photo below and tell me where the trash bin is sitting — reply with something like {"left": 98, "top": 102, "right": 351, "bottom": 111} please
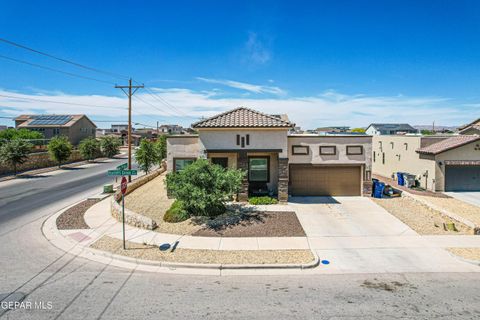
{"left": 371, "top": 178, "right": 379, "bottom": 196}
{"left": 373, "top": 182, "right": 385, "bottom": 198}
{"left": 396, "top": 172, "right": 405, "bottom": 186}
{"left": 403, "top": 174, "right": 416, "bottom": 188}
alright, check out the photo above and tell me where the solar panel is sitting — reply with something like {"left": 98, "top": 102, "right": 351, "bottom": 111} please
{"left": 30, "top": 115, "right": 72, "bottom": 125}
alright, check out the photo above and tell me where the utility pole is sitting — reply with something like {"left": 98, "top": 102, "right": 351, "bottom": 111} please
{"left": 115, "top": 78, "right": 144, "bottom": 182}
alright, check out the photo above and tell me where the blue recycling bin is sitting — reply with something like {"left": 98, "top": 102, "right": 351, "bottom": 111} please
{"left": 371, "top": 178, "right": 379, "bottom": 196}
{"left": 373, "top": 182, "right": 385, "bottom": 198}
{"left": 396, "top": 172, "right": 405, "bottom": 186}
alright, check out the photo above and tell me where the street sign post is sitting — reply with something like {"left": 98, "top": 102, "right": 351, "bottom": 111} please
{"left": 121, "top": 176, "right": 127, "bottom": 250}
{"left": 108, "top": 169, "right": 138, "bottom": 176}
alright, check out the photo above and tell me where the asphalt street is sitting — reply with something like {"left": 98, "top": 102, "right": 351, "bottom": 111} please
{"left": 0, "top": 159, "right": 480, "bottom": 319}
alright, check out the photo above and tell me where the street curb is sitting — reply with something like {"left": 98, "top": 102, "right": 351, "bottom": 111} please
{"left": 42, "top": 197, "right": 320, "bottom": 275}
{"left": 446, "top": 250, "right": 480, "bottom": 267}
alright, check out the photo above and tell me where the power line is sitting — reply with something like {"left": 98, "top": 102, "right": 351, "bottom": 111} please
{"left": 132, "top": 95, "right": 177, "bottom": 118}
{"left": 0, "top": 37, "right": 129, "bottom": 80}
{"left": 0, "top": 93, "right": 126, "bottom": 109}
{"left": 0, "top": 54, "right": 114, "bottom": 85}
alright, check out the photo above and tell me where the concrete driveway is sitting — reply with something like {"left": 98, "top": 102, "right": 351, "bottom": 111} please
{"left": 445, "top": 191, "right": 480, "bottom": 208}
{"left": 287, "top": 196, "right": 480, "bottom": 274}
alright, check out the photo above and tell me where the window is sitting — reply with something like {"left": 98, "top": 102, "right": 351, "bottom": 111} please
{"left": 382, "top": 152, "right": 385, "bottom": 164}
{"left": 390, "top": 142, "right": 394, "bottom": 149}
{"left": 292, "top": 145, "right": 309, "bottom": 155}
{"left": 373, "top": 152, "right": 376, "bottom": 162}
{"left": 319, "top": 146, "right": 336, "bottom": 155}
{"left": 236, "top": 134, "right": 240, "bottom": 145}
{"left": 346, "top": 146, "right": 363, "bottom": 155}
{"left": 241, "top": 137, "right": 245, "bottom": 148}
{"left": 404, "top": 143, "right": 408, "bottom": 151}
{"left": 246, "top": 134, "right": 250, "bottom": 145}
{"left": 211, "top": 157, "right": 228, "bottom": 168}
{"left": 248, "top": 157, "right": 269, "bottom": 182}
{"left": 174, "top": 158, "right": 195, "bottom": 172}
{"left": 53, "top": 128, "right": 60, "bottom": 135}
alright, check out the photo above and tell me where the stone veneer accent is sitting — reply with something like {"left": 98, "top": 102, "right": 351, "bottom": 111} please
{"left": 363, "top": 181, "right": 373, "bottom": 196}
{"left": 237, "top": 152, "right": 249, "bottom": 201}
{"left": 278, "top": 158, "right": 289, "bottom": 203}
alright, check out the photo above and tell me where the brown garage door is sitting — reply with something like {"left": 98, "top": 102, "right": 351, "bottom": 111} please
{"left": 289, "top": 165, "right": 361, "bottom": 196}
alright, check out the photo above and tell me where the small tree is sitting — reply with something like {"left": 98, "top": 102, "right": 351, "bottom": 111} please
{"left": 0, "top": 128, "right": 44, "bottom": 140}
{"left": 79, "top": 138, "right": 101, "bottom": 161}
{"left": 166, "top": 159, "right": 244, "bottom": 217}
{"left": 135, "top": 139, "right": 158, "bottom": 173}
{"left": 0, "top": 139, "right": 32, "bottom": 175}
{"left": 47, "top": 136, "right": 72, "bottom": 168}
{"left": 155, "top": 135, "right": 167, "bottom": 162}
{"left": 351, "top": 128, "right": 366, "bottom": 133}
{"left": 100, "top": 136, "right": 121, "bottom": 158}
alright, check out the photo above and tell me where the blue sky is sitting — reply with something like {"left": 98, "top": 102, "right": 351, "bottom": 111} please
{"left": 1, "top": 0, "right": 480, "bottom": 129}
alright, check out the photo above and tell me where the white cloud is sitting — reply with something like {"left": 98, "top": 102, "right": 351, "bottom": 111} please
{"left": 196, "top": 77, "right": 285, "bottom": 95}
{"left": 243, "top": 32, "right": 271, "bottom": 65}
{"left": 0, "top": 88, "right": 475, "bottom": 129}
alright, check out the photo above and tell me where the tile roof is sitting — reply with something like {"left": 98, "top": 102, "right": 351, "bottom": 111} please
{"left": 368, "top": 123, "right": 417, "bottom": 132}
{"left": 416, "top": 135, "right": 480, "bottom": 155}
{"left": 458, "top": 118, "right": 480, "bottom": 130}
{"left": 192, "top": 107, "right": 294, "bottom": 128}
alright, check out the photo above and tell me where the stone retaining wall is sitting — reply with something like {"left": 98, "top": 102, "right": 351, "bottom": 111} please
{"left": 0, "top": 150, "right": 84, "bottom": 175}
{"left": 111, "top": 162, "right": 166, "bottom": 230}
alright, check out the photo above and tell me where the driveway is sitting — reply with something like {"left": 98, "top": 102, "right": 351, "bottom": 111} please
{"left": 288, "top": 196, "right": 480, "bottom": 274}
{"left": 445, "top": 191, "right": 480, "bottom": 208}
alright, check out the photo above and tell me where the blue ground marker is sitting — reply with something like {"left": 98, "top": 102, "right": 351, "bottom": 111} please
{"left": 321, "top": 260, "right": 330, "bottom": 265}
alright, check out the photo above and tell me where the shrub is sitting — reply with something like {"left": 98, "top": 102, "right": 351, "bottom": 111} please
{"left": 47, "top": 136, "right": 72, "bottom": 167}
{"left": 135, "top": 139, "right": 158, "bottom": 173}
{"left": 166, "top": 159, "right": 244, "bottom": 217}
{"left": 100, "top": 136, "right": 121, "bottom": 158}
{"left": 163, "top": 200, "right": 189, "bottom": 223}
{"left": 0, "top": 139, "right": 32, "bottom": 175}
{"left": 0, "top": 128, "right": 44, "bottom": 140}
{"left": 248, "top": 196, "right": 278, "bottom": 205}
{"left": 79, "top": 138, "right": 101, "bottom": 161}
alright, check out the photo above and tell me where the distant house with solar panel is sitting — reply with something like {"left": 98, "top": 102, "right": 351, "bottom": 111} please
{"left": 15, "top": 114, "right": 97, "bottom": 145}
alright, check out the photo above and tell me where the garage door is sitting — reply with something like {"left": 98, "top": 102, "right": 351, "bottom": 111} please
{"left": 445, "top": 166, "right": 480, "bottom": 191}
{"left": 289, "top": 165, "right": 361, "bottom": 196}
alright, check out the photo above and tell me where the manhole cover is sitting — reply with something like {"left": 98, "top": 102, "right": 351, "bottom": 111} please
{"left": 159, "top": 243, "right": 171, "bottom": 251}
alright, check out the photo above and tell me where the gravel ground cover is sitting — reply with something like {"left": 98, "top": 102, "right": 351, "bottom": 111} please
{"left": 192, "top": 211, "right": 306, "bottom": 237}
{"left": 91, "top": 235, "right": 315, "bottom": 265}
{"left": 414, "top": 195, "right": 480, "bottom": 226}
{"left": 56, "top": 199, "right": 99, "bottom": 230}
{"left": 447, "top": 248, "right": 480, "bottom": 261}
{"left": 373, "top": 174, "right": 450, "bottom": 198}
{"left": 372, "top": 197, "right": 472, "bottom": 235}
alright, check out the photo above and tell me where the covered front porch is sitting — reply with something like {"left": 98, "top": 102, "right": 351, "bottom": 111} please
{"left": 206, "top": 149, "right": 289, "bottom": 202}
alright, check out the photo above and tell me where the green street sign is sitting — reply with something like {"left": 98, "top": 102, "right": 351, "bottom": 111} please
{"left": 108, "top": 169, "right": 138, "bottom": 176}
{"left": 117, "top": 163, "right": 128, "bottom": 170}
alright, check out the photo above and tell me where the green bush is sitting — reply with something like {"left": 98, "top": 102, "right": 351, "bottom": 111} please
{"left": 0, "top": 139, "right": 32, "bottom": 175}
{"left": 47, "top": 136, "right": 72, "bottom": 167}
{"left": 166, "top": 159, "right": 244, "bottom": 217}
{"left": 248, "top": 196, "right": 278, "bottom": 205}
{"left": 100, "top": 136, "right": 121, "bottom": 158}
{"left": 163, "top": 200, "right": 189, "bottom": 223}
{"left": 135, "top": 139, "right": 159, "bottom": 173}
{"left": 155, "top": 135, "right": 167, "bottom": 162}
{"left": 79, "top": 138, "right": 101, "bottom": 161}
{"left": 0, "top": 128, "right": 44, "bottom": 140}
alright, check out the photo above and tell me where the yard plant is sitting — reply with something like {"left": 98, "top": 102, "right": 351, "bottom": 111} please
{"left": 135, "top": 139, "right": 158, "bottom": 173}
{"left": 0, "top": 128, "right": 44, "bottom": 141}
{"left": 163, "top": 200, "right": 189, "bottom": 223}
{"left": 248, "top": 196, "right": 278, "bottom": 205}
{"left": 166, "top": 159, "right": 244, "bottom": 217}
{"left": 79, "top": 138, "right": 101, "bottom": 161}
{"left": 100, "top": 136, "right": 121, "bottom": 158}
{"left": 155, "top": 135, "right": 167, "bottom": 161}
{"left": 47, "top": 136, "right": 72, "bottom": 168}
{"left": 0, "top": 139, "right": 32, "bottom": 175}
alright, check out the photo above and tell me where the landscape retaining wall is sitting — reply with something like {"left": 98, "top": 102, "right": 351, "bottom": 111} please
{"left": 0, "top": 150, "right": 84, "bottom": 175}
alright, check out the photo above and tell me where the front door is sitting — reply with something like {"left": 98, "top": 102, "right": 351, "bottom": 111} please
{"left": 211, "top": 157, "right": 228, "bottom": 168}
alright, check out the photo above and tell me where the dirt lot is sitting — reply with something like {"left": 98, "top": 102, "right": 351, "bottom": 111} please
{"left": 372, "top": 197, "right": 472, "bottom": 235}
{"left": 414, "top": 195, "right": 480, "bottom": 226}
{"left": 447, "top": 248, "right": 480, "bottom": 261}
{"left": 91, "top": 236, "right": 315, "bottom": 265}
{"left": 56, "top": 199, "right": 99, "bottom": 230}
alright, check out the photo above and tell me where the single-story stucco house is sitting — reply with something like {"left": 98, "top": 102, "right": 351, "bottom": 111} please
{"left": 372, "top": 135, "right": 480, "bottom": 192}
{"left": 167, "top": 107, "right": 373, "bottom": 202}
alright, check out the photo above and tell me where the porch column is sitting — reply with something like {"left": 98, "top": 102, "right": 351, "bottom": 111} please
{"left": 362, "top": 167, "right": 373, "bottom": 196}
{"left": 237, "top": 151, "right": 249, "bottom": 202}
{"left": 278, "top": 157, "right": 289, "bottom": 203}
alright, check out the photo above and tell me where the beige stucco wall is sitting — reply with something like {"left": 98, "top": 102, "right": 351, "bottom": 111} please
{"left": 69, "top": 117, "right": 96, "bottom": 145}
{"left": 434, "top": 140, "right": 480, "bottom": 191}
{"left": 288, "top": 136, "right": 372, "bottom": 170}
{"left": 198, "top": 128, "right": 289, "bottom": 158}
{"left": 166, "top": 136, "right": 200, "bottom": 172}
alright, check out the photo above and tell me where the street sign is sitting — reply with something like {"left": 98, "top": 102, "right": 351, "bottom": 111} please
{"left": 117, "top": 163, "right": 128, "bottom": 170}
{"left": 108, "top": 169, "right": 138, "bottom": 176}
{"left": 121, "top": 176, "right": 128, "bottom": 195}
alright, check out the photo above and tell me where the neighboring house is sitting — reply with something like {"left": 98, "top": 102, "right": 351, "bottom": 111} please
{"left": 111, "top": 124, "right": 130, "bottom": 133}
{"left": 167, "top": 107, "right": 372, "bottom": 202}
{"left": 15, "top": 114, "right": 97, "bottom": 145}
{"left": 372, "top": 135, "right": 480, "bottom": 192}
{"left": 458, "top": 118, "right": 480, "bottom": 135}
{"left": 316, "top": 126, "right": 350, "bottom": 134}
{"left": 366, "top": 123, "right": 418, "bottom": 135}
{"left": 158, "top": 124, "right": 184, "bottom": 135}
{"left": 0, "top": 125, "right": 7, "bottom": 131}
